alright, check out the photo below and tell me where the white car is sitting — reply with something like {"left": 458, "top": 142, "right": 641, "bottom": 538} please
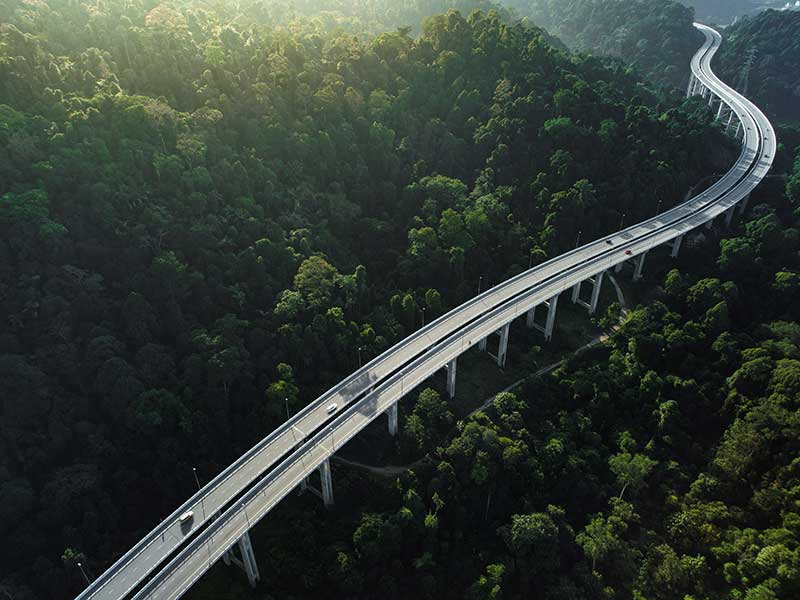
{"left": 327, "top": 403, "right": 338, "bottom": 414}
{"left": 179, "top": 511, "right": 194, "bottom": 525}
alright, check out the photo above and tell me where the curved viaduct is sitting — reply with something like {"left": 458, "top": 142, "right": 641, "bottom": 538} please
{"left": 76, "top": 22, "right": 775, "bottom": 600}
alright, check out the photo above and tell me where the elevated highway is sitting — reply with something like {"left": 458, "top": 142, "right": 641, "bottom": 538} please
{"left": 75, "top": 22, "right": 775, "bottom": 600}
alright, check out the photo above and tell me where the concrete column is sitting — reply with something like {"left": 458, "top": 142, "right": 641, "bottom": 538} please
{"left": 446, "top": 358, "right": 457, "bottom": 399}
{"left": 497, "top": 323, "right": 510, "bottom": 368}
{"left": 238, "top": 530, "right": 260, "bottom": 588}
{"left": 387, "top": 402, "right": 398, "bottom": 436}
{"left": 705, "top": 217, "right": 714, "bottom": 230}
{"left": 571, "top": 281, "right": 581, "bottom": 303}
{"left": 589, "top": 271, "right": 605, "bottom": 315}
{"left": 478, "top": 337, "right": 487, "bottom": 351}
{"left": 735, "top": 122, "right": 742, "bottom": 140}
{"left": 319, "top": 459, "right": 334, "bottom": 508}
{"left": 725, "top": 111, "right": 734, "bottom": 133}
{"left": 614, "top": 261, "right": 624, "bottom": 274}
{"left": 716, "top": 100, "right": 725, "bottom": 119}
{"left": 725, "top": 206, "right": 736, "bottom": 228}
{"left": 633, "top": 251, "right": 647, "bottom": 281}
{"left": 544, "top": 294, "right": 559, "bottom": 341}
{"left": 526, "top": 306, "right": 536, "bottom": 328}
{"left": 686, "top": 74, "right": 696, "bottom": 97}
{"left": 670, "top": 235, "right": 684, "bottom": 258}
{"left": 739, "top": 192, "right": 750, "bottom": 215}
{"left": 223, "top": 549, "right": 232, "bottom": 566}
{"left": 708, "top": 92, "right": 716, "bottom": 107}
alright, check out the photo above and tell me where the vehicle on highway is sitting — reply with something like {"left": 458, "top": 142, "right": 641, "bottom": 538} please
{"left": 327, "top": 403, "right": 338, "bottom": 414}
{"left": 178, "top": 511, "right": 194, "bottom": 525}
{"left": 625, "top": 249, "right": 633, "bottom": 255}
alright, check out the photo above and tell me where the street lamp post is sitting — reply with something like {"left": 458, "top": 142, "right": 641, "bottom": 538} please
{"left": 77, "top": 562, "right": 91, "bottom": 585}
{"left": 655, "top": 199, "right": 663, "bottom": 216}
{"left": 192, "top": 467, "right": 201, "bottom": 491}
{"left": 619, "top": 213, "right": 626, "bottom": 230}
{"left": 357, "top": 346, "right": 363, "bottom": 368}
{"left": 575, "top": 230, "right": 582, "bottom": 248}
{"left": 421, "top": 307, "right": 426, "bottom": 328}
{"left": 285, "top": 397, "right": 290, "bottom": 421}
{"left": 478, "top": 276, "right": 483, "bottom": 295}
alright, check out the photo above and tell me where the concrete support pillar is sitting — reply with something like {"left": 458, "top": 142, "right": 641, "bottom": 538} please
{"left": 238, "top": 530, "right": 260, "bottom": 588}
{"left": 670, "top": 235, "right": 684, "bottom": 258}
{"left": 446, "top": 358, "right": 457, "bottom": 398}
{"left": 571, "top": 281, "right": 581, "bottom": 303}
{"left": 497, "top": 323, "right": 510, "bottom": 368}
{"left": 589, "top": 271, "right": 605, "bottom": 315}
{"left": 633, "top": 252, "right": 647, "bottom": 281}
{"left": 544, "top": 294, "right": 559, "bottom": 341}
{"left": 739, "top": 192, "right": 750, "bottom": 215}
{"left": 686, "top": 74, "right": 696, "bottom": 97}
{"left": 716, "top": 100, "right": 725, "bottom": 119}
{"left": 223, "top": 549, "right": 232, "bottom": 566}
{"left": 725, "top": 206, "right": 736, "bottom": 228}
{"left": 705, "top": 217, "right": 714, "bottom": 230}
{"left": 387, "top": 402, "right": 398, "bottom": 436}
{"left": 526, "top": 306, "right": 536, "bottom": 328}
{"left": 614, "top": 261, "right": 624, "bottom": 274}
{"left": 735, "top": 121, "right": 742, "bottom": 140}
{"left": 478, "top": 337, "right": 487, "bottom": 351}
{"left": 319, "top": 459, "right": 334, "bottom": 508}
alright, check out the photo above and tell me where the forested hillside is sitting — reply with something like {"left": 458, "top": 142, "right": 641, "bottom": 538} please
{"left": 189, "top": 148, "right": 800, "bottom": 600}
{"left": 501, "top": 0, "right": 702, "bottom": 89}
{"left": 0, "top": 1, "right": 730, "bottom": 599}
{"left": 716, "top": 9, "right": 800, "bottom": 123}
{"left": 678, "top": 0, "right": 755, "bottom": 24}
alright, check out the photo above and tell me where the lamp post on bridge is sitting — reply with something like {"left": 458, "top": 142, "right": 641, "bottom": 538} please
{"left": 77, "top": 562, "right": 91, "bottom": 585}
{"left": 478, "top": 276, "right": 483, "bottom": 295}
{"left": 192, "top": 467, "right": 201, "bottom": 491}
{"left": 357, "top": 346, "right": 363, "bottom": 368}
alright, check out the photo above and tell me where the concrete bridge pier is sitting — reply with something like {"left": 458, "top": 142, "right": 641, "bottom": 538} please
{"left": 687, "top": 74, "right": 698, "bottom": 97}
{"left": 572, "top": 272, "right": 605, "bottom": 314}
{"left": 319, "top": 459, "right": 334, "bottom": 508}
{"left": 526, "top": 306, "right": 536, "bottom": 328}
{"left": 225, "top": 530, "right": 260, "bottom": 588}
{"left": 478, "top": 337, "right": 487, "bottom": 351}
{"left": 633, "top": 252, "right": 647, "bottom": 281}
{"left": 446, "top": 358, "right": 457, "bottom": 398}
{"left": 387, "top": 402, "right": 398, "bottom": 436}
{"left": 716, "top": 100, "right": 726, "bottom": 119}
{"left": 544, "top": 294, "right": 559, "bottom": 341}
{"left": 725, "top": 206, "right": 736, "bottom": 228}
{"left": 238, "top": 530, "right": 260, "bottom": 588}
{"left": 670, "top": 235, "right": 684, "bottom": 258}
{"left": 725, "top": 111, "right": 735, "bottom": 133}
{"left": 739, "top": 192, "right": 751, "bottom": 215}
{"left": 497, "top": 323, "right": 510, "bottom": 368}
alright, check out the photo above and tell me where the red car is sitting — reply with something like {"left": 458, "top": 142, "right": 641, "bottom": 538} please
{"left": 624, "top": 249, "right": 633, "bottom": 255}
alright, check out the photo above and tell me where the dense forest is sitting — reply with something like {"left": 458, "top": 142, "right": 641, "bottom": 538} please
{"left": 224, "top": 155, "right": 796, "bottom": 600}
{"left": 501, "top": 0, "right": 702, "bottom": 89}
{"left": 0, "top": 0, "right": 793, "bottom": 599}
{"left": 716, "top": 9, "right": 800, "bottom": 124}
{"left": 678, "top": 0, "right": 756, "bottom": 24}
